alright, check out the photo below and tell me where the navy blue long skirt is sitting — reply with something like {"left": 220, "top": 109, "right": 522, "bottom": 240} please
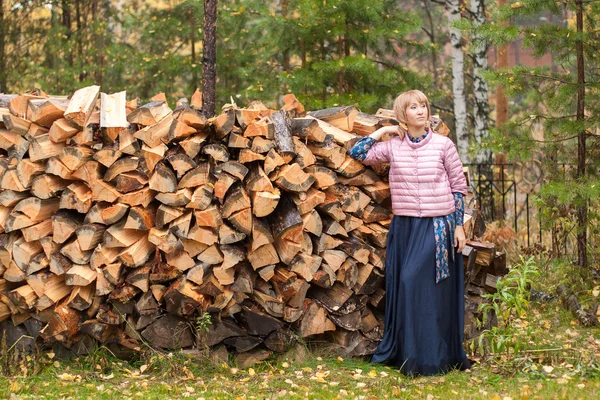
{"left": 371, "top": 216, "right": 471, "bottom": 376}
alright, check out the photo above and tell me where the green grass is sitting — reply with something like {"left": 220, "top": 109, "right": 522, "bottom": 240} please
{"left": 2, "top": 257, "right": 599, "bottom": 399}
{"left": 1, "top": 351, "right": 599, "bottom": 399}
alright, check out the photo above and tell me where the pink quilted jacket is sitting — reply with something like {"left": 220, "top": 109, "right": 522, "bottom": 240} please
{"left": 364, "top": 131, "right": 467, "bottom": 217}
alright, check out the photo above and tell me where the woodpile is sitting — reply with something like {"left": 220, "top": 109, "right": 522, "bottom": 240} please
{"left": 0, "top": 88, "right": 401, "bottom": 361}
{"left": 461, "top": 208, "right": 509, "bottom": 340}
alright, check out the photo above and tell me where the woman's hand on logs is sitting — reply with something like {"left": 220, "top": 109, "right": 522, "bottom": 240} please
{"left": 454, "top": 226, "right": 466, "bottom": 253}
{"left": 369, "top": 125, "right": 403, "bottom": 141}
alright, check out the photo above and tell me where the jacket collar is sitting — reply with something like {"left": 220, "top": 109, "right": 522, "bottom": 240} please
{"left": 405, "top": 127, "right": 434, "bottom": 149}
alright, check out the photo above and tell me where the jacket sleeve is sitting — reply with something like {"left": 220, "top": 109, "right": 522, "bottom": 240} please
{"left": 453, "top": 192, "right": 465, "bottom": 226}
{"left": 347, "top": 136, "right": 377, "bottom": 161}
{"left": 443, "top": 139, "right": 468, "bottom": 195}
{"left": 362, "top": 140, "right": 391, "bottom": 168}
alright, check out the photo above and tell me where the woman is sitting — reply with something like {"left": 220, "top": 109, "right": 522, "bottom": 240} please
{"left": 348, "top": 90, "right": 471, "bottom": 376}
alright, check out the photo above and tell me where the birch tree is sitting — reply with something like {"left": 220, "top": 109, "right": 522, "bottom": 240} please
{"left": 444, "top": 0, "right": 470, "bottom": 162}
{"left": 470, "top": 0, "right": 491, "bottom": 163}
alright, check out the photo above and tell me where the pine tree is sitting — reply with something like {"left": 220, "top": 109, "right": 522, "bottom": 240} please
{"left": 266, "top": 0, "right": 427, "bottom": 112}
{"left": 482, "top": 0, "right": 600, "bottom": 269}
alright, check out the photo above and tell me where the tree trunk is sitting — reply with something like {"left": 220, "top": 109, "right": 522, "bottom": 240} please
{"left": 470, "top": 0, "right": 490, "bottom": 163}
{"left": 495, "top": 0, "right": 509, "bottom": 168}
{"left": 424, "top": 1, "right": 439, "bottom": 86}
{"left": 445, "top": 0, "right": 469, "bottom": 162}
{"left": 191, "top": 6, "right": 198, "bottom": 92}
{"left": 202, "top": 0, "right": 218, "bottom": 118}
{"left": 62, "top": 0, "right": 74, "bottom": 68}
{"left": 0, "top": 0, "right": 6, "bottom": 93}
{"left": 281, "top": 0, "right": 290, "bottom": 72}
{"left": 575, "top": 0, "right": 587, "bottom": 269}
{"left": 75, "top": 0, "right": 84, "bottom": 82}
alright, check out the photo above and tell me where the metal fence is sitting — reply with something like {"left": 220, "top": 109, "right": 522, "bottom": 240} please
{"left": 464, "top": 163, "right": 543, "bottom": 248}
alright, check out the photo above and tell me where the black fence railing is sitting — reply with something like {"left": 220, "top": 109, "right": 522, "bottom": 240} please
{"left": 464, "top": 163, "right": 542, "bottom": 247}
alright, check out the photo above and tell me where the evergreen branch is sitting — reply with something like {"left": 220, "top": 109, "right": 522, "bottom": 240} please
{"left": 421, "top": 26, "right": 434, "bottom": 42}
{"left": 531, "top": 134, "right": 581, "bottom": 144}
{"left": 431, "top": 103, "right": 454, "bottom": 114}
{"left": 519, "top": 72, "right": 574, "bottom": 85}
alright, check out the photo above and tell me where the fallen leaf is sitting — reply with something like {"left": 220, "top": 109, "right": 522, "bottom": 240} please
{"left": 543, "top": 366, "right": 554, "bottom": 373}
{"left": 140, "top": 365, "right": 148, "bottom": 374}
{"left": 57, "top": 373, "right": 76, "bottom": 381}
{"left": 248, "top": 368, "right": 256, "bottom": 376}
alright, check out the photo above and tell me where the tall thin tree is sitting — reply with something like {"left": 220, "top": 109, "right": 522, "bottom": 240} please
{"left": 470, "top": 0, "right": 490, "bottom": 163}
{"left": 0, "top": 0, "right": 5, "bottom": 93}
{"left": 575, "top": 0, "right": 587, "bottom": 268}
{"left": 202, "top": 0, "right": 218, "bottom": 118}
{"left": 495, "top": 0, "right": 509, "bottom": 172}
{"left": 444, "top": 0, "right": 469, "bottom": 162}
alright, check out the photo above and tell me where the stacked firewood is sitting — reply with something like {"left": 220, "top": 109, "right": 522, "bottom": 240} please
{"left": 0, "top": 87, "right": 400, "bottom": 361}
{"left": 462, "top": 209, "right": 509, "bottom": 340}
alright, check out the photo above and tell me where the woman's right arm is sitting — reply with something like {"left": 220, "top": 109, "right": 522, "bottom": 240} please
{"left": 347, "top": 125, "right": 399, "bottom": 167}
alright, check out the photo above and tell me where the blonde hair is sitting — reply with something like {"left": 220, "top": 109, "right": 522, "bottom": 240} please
{"left": 393, "top": 90, "right": 431, "bottom": 135}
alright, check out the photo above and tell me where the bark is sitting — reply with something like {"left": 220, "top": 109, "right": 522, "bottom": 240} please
{"left": 62, "top": 0, "right": 74, "bottom": 67}
{"left": 202, "top": 0, "right": 218, "bottom": 118}
{"left": 494, "top": 0, "right": 509, "bottom": 167}
{"left": 576, "top": 0, "right": 587, "bottom": 268}
{"left": 0, "top": 0, "right": 6, "bottom": 93}
{"left": 445, "top": 0, "right": 469, "bottom": 162}
{"left": 281, "top": 0, "right": 290, "bottom": 72}
{"left": 190, "top": 6, "right": 198, "bottom": 91}
{"left": 423, "top": 1, "right": 439, "bottom": 85}
{"left": 470, "top": 0, "right": 491, "bottom": 163}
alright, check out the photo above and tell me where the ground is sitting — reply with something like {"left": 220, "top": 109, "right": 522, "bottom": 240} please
{"left": 2, "top": 259, "right": 599, "bottom": 399}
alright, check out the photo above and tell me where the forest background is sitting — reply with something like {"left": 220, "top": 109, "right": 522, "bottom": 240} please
{"left": 1, "top": 0, "right": 600, "bottom": 299}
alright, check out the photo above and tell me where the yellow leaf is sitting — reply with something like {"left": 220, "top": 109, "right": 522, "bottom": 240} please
{"left": 336, "top": 356, "right": 344, "bottom": 362}
{"left": 368, "top": 370, "right": 377, "bottom": 378}
{"left": 58, "top": 373, "right": 76, "bottom": 381}
{"left": 140, "top": 365, "right": 148, "bottom": 374}
{"left": 282, "top": 362, "right": 290, "bottom": 368}
{"left": 248, "top": 368, "right": 256, "bottom": 376}
{"left": 9, "top": 381, "right": 19, "bottom": 392}
{"left": 592, "top": 286, "right": 599, "bottom": 297}
{"left": 511, "top": 2, "right": 523, "bottom": 9}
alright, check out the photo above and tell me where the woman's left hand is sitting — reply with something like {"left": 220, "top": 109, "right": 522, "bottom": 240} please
{"left": 454, "top": 226, "right": 466, "bottom": 253}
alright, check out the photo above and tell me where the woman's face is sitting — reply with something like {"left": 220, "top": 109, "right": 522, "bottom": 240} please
{"left": 405, "top": 100, "right": 428, "bottom": 129}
